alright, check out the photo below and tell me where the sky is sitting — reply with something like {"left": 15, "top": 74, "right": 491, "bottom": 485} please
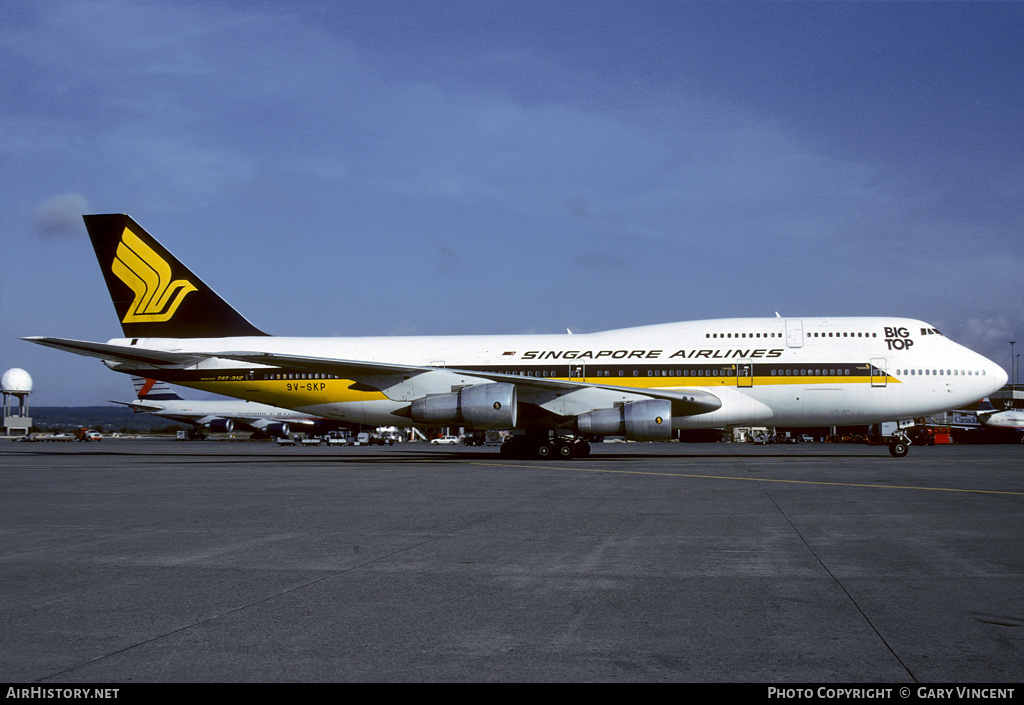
{"left": 1, "top": 0, "right": 1022, "bottom": 405}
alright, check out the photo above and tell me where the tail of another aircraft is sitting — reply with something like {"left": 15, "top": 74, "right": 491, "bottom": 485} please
{"left": 83, "top": 214, "right": 267, "bottom": 338}
{"left": 131, "top": 376, "right": 183, "bottom": 401}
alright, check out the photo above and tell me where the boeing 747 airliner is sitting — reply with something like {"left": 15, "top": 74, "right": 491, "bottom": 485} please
{"left": 26, "top": 214, "right": 1008, "bottom": 458}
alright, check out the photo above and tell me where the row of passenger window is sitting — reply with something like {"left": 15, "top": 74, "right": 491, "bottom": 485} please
{"left": 498, "top": 368, "right": 859, "bottom": 378}
{"left": 262, "top": 372, "right": 342, "bottom": 380}
{"left": 256, "top": 367, "right": 989, "bottom": 382}
{"left": 703, "top": 331, "right": 880, "bottom": 340}
{"left": 770, "top": 368, "right": 854, "bottom": 376}
{"left": 895, "top": 368, "right": 988, "bottom": 376}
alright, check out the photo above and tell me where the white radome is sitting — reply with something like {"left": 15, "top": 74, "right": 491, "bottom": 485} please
{"left": 1, "top": 368, "right": 33, "bottom": 394}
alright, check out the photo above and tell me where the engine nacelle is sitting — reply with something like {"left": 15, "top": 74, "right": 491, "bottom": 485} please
{"left": 576, "top": 399, "right": 672, "bottom": 441}
{"left": 263, "top": 422, "right": 290, "bottom": 438}
{"left": 207, "top": 418, "right": 234, "bottom": 433}
{"left": 410, "top": 383, "right": 517, "bottom": 429}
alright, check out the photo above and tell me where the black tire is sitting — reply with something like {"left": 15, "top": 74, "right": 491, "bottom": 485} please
{"left": 889, "top": 441, "right": 909, "bottom": 458}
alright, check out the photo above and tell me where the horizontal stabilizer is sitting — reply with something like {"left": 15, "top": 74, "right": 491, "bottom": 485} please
{"left": 109, "top": 399, "right": 166, "bottom": 412}
{"left": 22, "top": 336, "right": 208, "bottom": 367}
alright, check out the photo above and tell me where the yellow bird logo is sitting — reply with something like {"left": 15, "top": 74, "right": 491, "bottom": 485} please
{"left": 112, "top": 227, "right": 197, "bottom": 323}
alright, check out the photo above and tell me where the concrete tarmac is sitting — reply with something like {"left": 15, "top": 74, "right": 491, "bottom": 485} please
{"left": 1, "top": 439, "right": 1021, "bottom": 683}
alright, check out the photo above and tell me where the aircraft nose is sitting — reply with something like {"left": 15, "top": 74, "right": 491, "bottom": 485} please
{"left": 993, "top": 361, "right": 1008, "bottom": 389}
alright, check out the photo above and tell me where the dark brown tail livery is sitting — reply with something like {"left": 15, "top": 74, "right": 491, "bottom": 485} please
{"left": 83, "top": 214, "right": 267, "bottom": 338}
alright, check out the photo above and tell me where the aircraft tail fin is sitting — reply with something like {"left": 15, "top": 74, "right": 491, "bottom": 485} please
{"left": 83, "top": 214, "right": 268, "bottom": 338}
{"left": 131, "top": 376, "right": 182, "bottom": 401}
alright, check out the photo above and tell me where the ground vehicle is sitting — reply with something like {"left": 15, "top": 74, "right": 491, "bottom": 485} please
{"left": 75, "top": 428, "right": 102, "bottom": 442}
{"left": 431, "top": 435, "right": 460, "bottom": 445}
{"left": 907, "top": 426, "right": 937, "bottom": 446}
{"left": 461, "top": 430, "right": 505, "bottom": 446}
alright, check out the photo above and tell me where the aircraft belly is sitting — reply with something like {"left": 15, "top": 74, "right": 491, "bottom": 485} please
{"left": 750, "top": 385, "right": 890, "bottom": 426}
{"left": 794, "top": 387, "right": 849, "bottom": 425}
{"left": 754, "top": 383, "right": 951, "bottom": 426}
{"left": 677, "top": 384, "right": 909, "bottom": 428}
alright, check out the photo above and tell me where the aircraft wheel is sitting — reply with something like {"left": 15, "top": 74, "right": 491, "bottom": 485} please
{"left": 555, "top": 441, "right": 575, "bottom": 459}
{"left": 535, "top": 441, "right": 553, "bottom": 459}
{"left": 573, "top": 440, "right": 591, "bottom": 457}
{"left": 888, "top": 441, "right": 909, "bottom": 458}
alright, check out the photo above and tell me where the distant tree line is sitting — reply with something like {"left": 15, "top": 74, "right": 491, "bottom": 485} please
{"left": 27, "top": 407, "right": 186, "bottom": 435}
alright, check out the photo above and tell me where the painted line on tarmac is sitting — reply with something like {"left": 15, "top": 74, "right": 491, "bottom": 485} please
{"left": 468, "top": 461, "right": 1024, "bottom": 496}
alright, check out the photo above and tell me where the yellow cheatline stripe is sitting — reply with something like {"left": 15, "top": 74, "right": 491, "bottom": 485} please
{"left": 468, "top": 462, "right": 1024, "bottom": 496}
{"left": 183, "top": 380, "right": 387, "bottom": 406}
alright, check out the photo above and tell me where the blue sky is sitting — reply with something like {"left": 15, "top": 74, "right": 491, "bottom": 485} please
{"left": 2, "top": 0, "right": 1022, "bottom": 405}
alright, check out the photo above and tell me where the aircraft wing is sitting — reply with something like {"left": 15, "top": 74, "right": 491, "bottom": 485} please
{"left": 219, "top": 351, "right": 438, "bottom": 377}
{"left": 23, "top": 337, "right": 209, "bottom": 368}
{"left": 267, "top": 417, "right": 317, "bottom": 427}
{"left": 218, "top": 351, "right": 722, "bottom": 417}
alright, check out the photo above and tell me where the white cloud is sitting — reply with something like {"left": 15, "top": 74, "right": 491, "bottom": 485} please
{"left": 33, "top": 192, "right": 91, "bottom": 237}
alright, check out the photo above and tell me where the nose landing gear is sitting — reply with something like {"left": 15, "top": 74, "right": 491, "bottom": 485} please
{"left": 888, "top": 428, "right": 911, "bottom": 457}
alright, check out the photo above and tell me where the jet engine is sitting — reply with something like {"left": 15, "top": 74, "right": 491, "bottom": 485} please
{"left": 263, "top": 422, "right": 290, "bottom": 438}
{"left": 410, "top": 383, "right": 517, "bottom": 429}
{"left": 576, "top": 399, "right": 672, "bottom": 441}
{"left": 207, "top": 418, "right": 234, "bottom": 433}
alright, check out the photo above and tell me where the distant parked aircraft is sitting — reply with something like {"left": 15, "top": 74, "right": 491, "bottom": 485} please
{"left": 111, "top": 376, "right": 343, "bottom": 439}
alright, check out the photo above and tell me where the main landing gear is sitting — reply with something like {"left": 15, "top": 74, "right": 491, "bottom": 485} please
{"left": 500, "top": 434, "right": 591, "bottom": 460}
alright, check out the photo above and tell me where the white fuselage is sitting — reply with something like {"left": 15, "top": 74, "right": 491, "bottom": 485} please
{"left": 105, "top": 317, "right": 1008, "bottom": 430}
